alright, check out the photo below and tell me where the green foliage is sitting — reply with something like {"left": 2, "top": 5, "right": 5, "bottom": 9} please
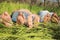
{"left": 0, "top": 2, "right": 60, "bottom": 40}
{"left": 44, "top": 7, "right": 60, "bottom": 16}
{"left": 0, "top": 2, "right": 44, "bottom": 14}
{"left": 0, "top": 23, "right": 54, "bottom": 40}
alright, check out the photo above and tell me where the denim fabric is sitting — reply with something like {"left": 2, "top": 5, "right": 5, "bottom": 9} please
{"left": 11, "top": 11, "right": 30, "bottom": 22}
{"left": 22, "top": 11, "right": 29, "bottom": 20}
{"left": 38, "top": 10, "right": 50, "bottom": 22}
{"left": 12, "top": 11, "right": 19, "bottom": 22}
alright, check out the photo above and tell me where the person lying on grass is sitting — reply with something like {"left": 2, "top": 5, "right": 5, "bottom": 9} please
{"left": 38, "top": 10, "right": 51, "bottom": 23}
{"left": 18, "top": 9, "right": 40, "bottom": 28}
{"left": 1, "top": 12, "right": 13, "bottom": 27}
{"left": 17, "top": 12, "right": 25, "bottom": 25}
{"left": 0, "top": 10, "right": 59, "bottom": 28}
{"left": 11, "top": 9, "right": 33, "bottom": 28}
{"left": 27, "top": 14, "right": 40, "bottom": 28}
{"left": 51, "top": 12, "right": 59, "bottom": 23}
{"left": 11, "top": 9, "right": 40, "bottom": 28}
{"left": 38, "top": 10, "right": 59, "bottom": 23}
{"left": 11, "top": 9, "right": 31, "bottom": 23}
{"left": 0, "top": 9, "right": 32, "bottom": 28}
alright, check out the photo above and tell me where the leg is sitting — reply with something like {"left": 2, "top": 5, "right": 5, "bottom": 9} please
{"left": 1, "top": 12, "right": 13, "bottom": 27}
{"left": 33, "top": 15, "right": 40, "bottom": 27}
{"left": 3, "top": 21, "right": 12, "bottom": 27}
{"left": 52, "top": 16, "right": 58, "bottom": 23}
{"left": 44, "top": 14, "right": 51, "bottom": 23}
{"left": 27, "top": 15, "right": 33, "bottom": 28}
{"left": 52, "top": 13, "right": 59, "bottom": 23}
{"left": 17, "top": 16, "right": 25, "bottom": 25}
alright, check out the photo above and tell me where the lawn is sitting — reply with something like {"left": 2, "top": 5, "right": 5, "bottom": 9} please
{"left": 0, "top": 1, "right": 60, "bottom": 40}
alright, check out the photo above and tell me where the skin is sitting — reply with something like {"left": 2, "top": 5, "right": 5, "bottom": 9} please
{"left": 17, "top": 12, "right": 25, "bottom": 25}
{"left": 43, "top": 12, "right": 59, "bottom": 23}
{"left": 27, "top": 14, "right": 40, "bottom": 28}
{"left": 16, "top": 9, "right": 32, "bottom": 27}
{"left": 34, "top": 15, "right": 40, "bottom": 27}
{"left": 31, "top": 14, "right": 40, "bottom": 27}
{"left": 17, "top": 9, "right": 40, "bottom": 28}
{"left": 51, "top": 12, "right": 59, "bottom": 23}
{"left": 44, "top": 13, "right": 51, "bottom": 23}
{"left": 1, "top": 12, "right": 12, "bottom": 27}
{"left": 27, "top": 15, "right": 33, "bottom": 28}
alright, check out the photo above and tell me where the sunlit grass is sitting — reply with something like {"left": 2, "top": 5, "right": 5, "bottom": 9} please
{"left": 0, "top": 1, "right": 60, "bottom": 40}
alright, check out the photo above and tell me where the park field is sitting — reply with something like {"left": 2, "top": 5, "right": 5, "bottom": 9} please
{"left": 0, "top": 1, "right": 60, "bottom": 40}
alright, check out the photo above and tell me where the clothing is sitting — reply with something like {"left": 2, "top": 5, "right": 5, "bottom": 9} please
{"left": 22, "top": 11, "right": 29, "bottom": 20}
{"left": 38, "top": 10, "right": 50, "bottom": 22}
{"left": 11, "top": 11, "right": 19, "bottom": 22}
{"left": 11, "top": 11, "right": 30, "bottom": 22}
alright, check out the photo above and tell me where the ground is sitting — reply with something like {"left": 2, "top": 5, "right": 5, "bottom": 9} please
{"left": 0, "top": 1, "right": 60, "bottom": 40}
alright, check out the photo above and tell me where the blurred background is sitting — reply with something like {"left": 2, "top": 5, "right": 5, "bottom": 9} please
{"left": 0, "top": 0, "right": 60, "bottom": 15}
{"left": 0, "top": 0, "right": 60, "bottom": 40}
{"left": 0, "top": 0, "right": 60, "bottom": 6}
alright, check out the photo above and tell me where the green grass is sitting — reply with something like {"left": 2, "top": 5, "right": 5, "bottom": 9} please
{"left": 0, "top": 1, "right": 60, "bottom": 40}
{"left": 0, "top": 1, "right": 44, "bottom": 14}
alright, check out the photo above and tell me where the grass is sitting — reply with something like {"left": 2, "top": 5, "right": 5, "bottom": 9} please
{"left": 0, "top": 1, "right": 60, "bottom": 40}
{"left": 0, "top": 1, "right": 44, "bottom": 14}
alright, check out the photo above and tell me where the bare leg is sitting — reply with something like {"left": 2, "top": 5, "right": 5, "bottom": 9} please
{"left": 27, "top": 15, "right": 33, "bottom": 28}
{"left": 1, "top": 12, "right": 12, "bottom": 27}
{"left": 52, "top": 17, "right": 58, "bottom": 23}
{"left": 44, "top": 14, "right": 51, "bottom": 23}
{"left": 33, "top": 15, "right": 40, "bottom": 27}
{"left": 51, "top": 13, "right": 59, "bottom": 23}
{"left": 17, "top": 15, "right": 25, "bottom": 25}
